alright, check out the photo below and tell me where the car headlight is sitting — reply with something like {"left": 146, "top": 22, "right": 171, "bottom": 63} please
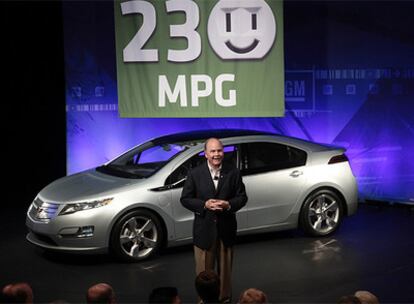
{"left": 59, "top": 198, "right": 113, "bottom": 216}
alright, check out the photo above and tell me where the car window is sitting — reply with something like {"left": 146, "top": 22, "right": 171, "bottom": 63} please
{"left": 165, "top": 145, "right": 238, "bottom": 186}
{"left": 241, "top": 142, "right": 307, "bottom": 175}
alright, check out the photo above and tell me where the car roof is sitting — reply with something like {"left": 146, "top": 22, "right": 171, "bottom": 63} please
{"left": 150, "top": 129, "right": 344, "bottom": 152}
{"left": 152, "top": 129, "right": 274, "bottom": 144}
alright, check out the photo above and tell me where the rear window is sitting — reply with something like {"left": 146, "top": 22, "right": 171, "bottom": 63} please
{"left": 242, "top": 142, "right": 307, "bottom": 175}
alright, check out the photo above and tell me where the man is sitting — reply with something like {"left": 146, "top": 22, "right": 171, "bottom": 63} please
{"left": 1, "top": 282, "right": 33, "bottom": 303}
{"left": 195, "top": 270, "right": 220, "bottom": 303}
{"left": 181, "top": 138, "right": 248, "bottom": 303}
{"left": 354, "top": 290, "right": 379, "bottom": 304}
{"left": 86, "top": 283, "right": 116, "bottom": 304}
{"left": 238, "top": 288, "right": 268, "bottom": 304}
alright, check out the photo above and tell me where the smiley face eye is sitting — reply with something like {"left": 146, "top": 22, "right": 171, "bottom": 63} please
{"left": 251, "top": 13, "right": 257, "bottom": 30}
{"left": 225, "top": 12, "right": 258, "bottom": 33}
{"left": 226, "top": 13, "right": 231, "bottom": 32}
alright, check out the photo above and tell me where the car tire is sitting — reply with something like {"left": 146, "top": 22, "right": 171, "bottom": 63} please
{"left": 300, "top": 189, "right": 344, "bottom": 236}
{"left": 110, "top": 209, "right": 163, "bottom": 262}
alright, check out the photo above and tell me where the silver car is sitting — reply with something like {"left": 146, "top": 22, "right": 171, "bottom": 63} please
{"left": 26, "top": 129, "right": 358, "bottom": 262}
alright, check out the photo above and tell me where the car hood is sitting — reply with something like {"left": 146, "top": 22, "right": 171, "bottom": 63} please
{"left": 38, "top": 169, "right": 141, "bottom": 203}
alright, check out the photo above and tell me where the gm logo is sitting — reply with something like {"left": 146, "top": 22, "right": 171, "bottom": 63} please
{"left": 285, "top": 70, "right": 315, "bottom": 111}
{"left": 285, "top": 80, "right": 305, "bottom": 101}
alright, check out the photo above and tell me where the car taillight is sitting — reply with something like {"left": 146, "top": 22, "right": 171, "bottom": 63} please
{"left": 328, "top": 154, "right": 349, "bottom": 164}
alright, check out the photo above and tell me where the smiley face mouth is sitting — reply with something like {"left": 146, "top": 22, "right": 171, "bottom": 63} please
{"left": 225, "top": 39, "right": 260, "bottom": 54}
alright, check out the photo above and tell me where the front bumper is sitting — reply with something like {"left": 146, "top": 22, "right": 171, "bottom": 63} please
{"left": 25, "top": 206, "right": 114, "bottom": 252}
{"left": 26, "top": 231, "right": 106, "bottom": 253}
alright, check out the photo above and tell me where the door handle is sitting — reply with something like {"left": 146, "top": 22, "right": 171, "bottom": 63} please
{"left": 289, "top": 170, "right": 303, "bottom": 177}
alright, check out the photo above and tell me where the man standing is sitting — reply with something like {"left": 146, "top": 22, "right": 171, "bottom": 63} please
{"left": 181, "top": 138, "right": 247, "bottom": 303}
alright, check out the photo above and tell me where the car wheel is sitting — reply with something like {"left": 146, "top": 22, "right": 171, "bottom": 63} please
{"left": 300, "top": 189, "right": 343, "bottom": 236}
{"left": 110, "top": 209, "right": 163, "bottom": 262}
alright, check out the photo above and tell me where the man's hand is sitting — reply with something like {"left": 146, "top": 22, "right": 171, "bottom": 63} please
{"left": 205, "top": 199, "right": 222, "bottom": 211}
{"left": 216, "top": 200, "right": 230, "bottom": 210}
{"left": 205, "top": 199, "right": 230, "bottom": 211}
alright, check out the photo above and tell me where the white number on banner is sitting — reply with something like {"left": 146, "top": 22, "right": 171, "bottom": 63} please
{"left": 166, "top": 0, "right": 201, "bottom": 62}
{"left": 121, "top": 1, "right": 159, "bottom": 62}
{"left": 121, "top": 0, "right": 201, "bottom": 62}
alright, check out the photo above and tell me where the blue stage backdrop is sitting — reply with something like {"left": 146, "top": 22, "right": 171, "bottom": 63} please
{"left": 63, "top": 1, "right": 414, "bottom": 203}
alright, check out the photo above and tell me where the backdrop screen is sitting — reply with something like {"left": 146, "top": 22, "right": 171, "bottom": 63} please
{"left": 63, "top": 1, "right": 414, "bottom": 203}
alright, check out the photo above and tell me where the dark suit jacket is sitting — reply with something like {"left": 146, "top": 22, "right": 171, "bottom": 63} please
{"left": 180, "top": 161, "right": 248, "bottom": 250}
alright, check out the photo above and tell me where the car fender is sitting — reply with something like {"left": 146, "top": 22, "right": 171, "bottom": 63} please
{"left": 104, "top": 202, "right": 175, "bottom": 248}
{"left": 293, "top": 181, "right": 349, "bottom": 216}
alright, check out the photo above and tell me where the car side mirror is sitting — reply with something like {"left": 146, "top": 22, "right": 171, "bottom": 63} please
{"left": 169, "top": 177, "right": 187, "bottom": 189}
{"left": 149, "top": 177, "right": 187, "bottom": 192}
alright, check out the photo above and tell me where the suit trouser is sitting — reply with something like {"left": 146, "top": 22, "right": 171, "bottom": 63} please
{"left": 194, "top": 239, "right": 233, "bottom": 301}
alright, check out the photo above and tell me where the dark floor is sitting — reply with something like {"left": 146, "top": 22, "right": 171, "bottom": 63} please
{"left": 1, "top": 203, "right": 413, "bottom": 304}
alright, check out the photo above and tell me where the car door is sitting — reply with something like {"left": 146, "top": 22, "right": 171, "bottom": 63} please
{"left": 166, "top": 145, "right": 248, "bottom": 240}
{"left": 240, "top": 141, "right": 308, "bottom": 228}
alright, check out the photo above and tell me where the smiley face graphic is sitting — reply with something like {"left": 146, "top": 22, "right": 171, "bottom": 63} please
{"left": 207, "top": 0, "right": 277, "bottom": 60}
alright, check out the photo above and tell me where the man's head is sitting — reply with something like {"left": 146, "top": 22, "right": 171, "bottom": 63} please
{"left": 1, "top": 282, "right": 33, "bottom": 303}
{"left": 148, "top": 287, "right": 181, "bottom": 304}
{"left": 86, "top": 283, "right": 116, "bottom": 304}
{"left": 238, "top": 288, "right": 268, "bottom": 303}
{"left": 195, "top": 270, "right": 220, "bottom": 303}
{"left": 354, "top": 290, "right": 379, "bottom": 304}
{"left": 204, "top": 138, "right": 224, "bottom": 169}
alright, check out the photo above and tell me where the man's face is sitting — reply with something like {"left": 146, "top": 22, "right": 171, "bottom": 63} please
{"left": 205, "top": 138, "right": 224, "bottom": 169}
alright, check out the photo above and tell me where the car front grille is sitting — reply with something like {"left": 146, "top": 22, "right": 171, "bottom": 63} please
{"left": 29, "top": 197, "right": 60, "bottom": 222}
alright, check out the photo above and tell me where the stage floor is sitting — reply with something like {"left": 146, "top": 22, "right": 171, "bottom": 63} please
{"left": 1, "top": 203, "right": 413, "bottom": 303}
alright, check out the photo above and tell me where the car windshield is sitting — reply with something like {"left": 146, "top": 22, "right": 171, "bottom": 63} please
{"left": 96, "top": 141, "right": 192, "bottom": 178}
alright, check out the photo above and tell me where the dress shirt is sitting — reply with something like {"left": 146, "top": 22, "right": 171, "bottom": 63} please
{"left": 207, "top": 161, "right": 222, "bottom": 189}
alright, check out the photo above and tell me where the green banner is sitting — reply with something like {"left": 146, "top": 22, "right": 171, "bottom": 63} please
{"left": 114, "top": 0, "right": 284, "bottom": 117}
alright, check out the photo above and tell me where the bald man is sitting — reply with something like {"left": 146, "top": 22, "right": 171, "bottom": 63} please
{"left": 181, "top": 138, "right": 247, "bottom": 303}
{"left": 238, "top": 288, "right": 268, "bottom": 304}
{"left": 86, "top": 283, "right": 116, "bottom": 304}
{"left": 354, "top": 290, "right": 379, "bottom": 304}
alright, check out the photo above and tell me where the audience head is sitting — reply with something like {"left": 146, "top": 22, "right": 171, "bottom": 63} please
{"left": 1, "top": 282, "right": 33, "bottom": 303}
{"left": 195, "top": 270, "right": 220, "bottom": 303}
{"left": 148, "top": 287, "right": 181, "bottom": 304}
{"left": 354, "top": 290, "right": 379, "bottom": 304}
{"left": 86, "top": 283, "right": 116, "bottom": 304}
{"left": 338, "top": 295, "right": 362, "bottom": 304}
{"left": 238, "top": 288, "right": 268, "bottom": 304}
